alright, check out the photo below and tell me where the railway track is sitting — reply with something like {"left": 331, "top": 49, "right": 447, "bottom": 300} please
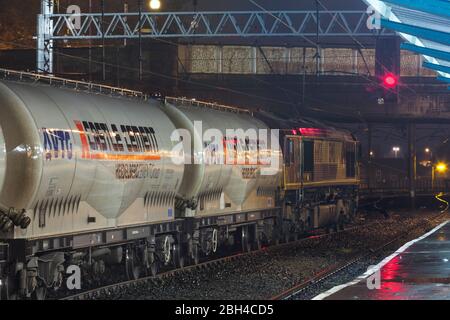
{"left": 271, "top": 211, "right": 448, "bottom": 300}
{"left": 59, "top": 219, "right": 382, "bottom": 300}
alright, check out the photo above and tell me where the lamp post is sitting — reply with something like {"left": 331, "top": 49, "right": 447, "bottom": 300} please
{"left": 426, "top": 148, "right": 434, "bottom": 190}
{"left": 137, "top": 0, "right": 161, "bottom": 80}
{"left": 432, "top": 164, "right": 435, "bottom": 191}
{"left": 138, "top": 0, "right": 142, "bottom": 81}
{"left": 425, "top": 147, "right": 433, "bottom": 161}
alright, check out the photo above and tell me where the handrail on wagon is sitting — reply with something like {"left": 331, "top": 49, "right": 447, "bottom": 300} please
{"left": 0, "top": 68, "right": 148, "bottom": 100}
{"left": 165, "top": 96, "right": 252, "bottom": 115}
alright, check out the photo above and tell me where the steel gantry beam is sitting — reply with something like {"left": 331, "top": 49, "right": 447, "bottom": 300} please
{"left": 37, "top": 0, "right": 395, "bottom": 73}
{"left": 48, "top": 10, "right": 393, "bottom": 40}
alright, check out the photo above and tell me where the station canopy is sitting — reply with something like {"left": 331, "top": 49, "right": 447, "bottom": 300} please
{"left": 363, "top": 0, "right": 450, "bottom": 89}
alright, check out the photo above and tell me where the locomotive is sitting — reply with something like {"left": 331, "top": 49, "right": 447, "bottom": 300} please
{"left": 0, "top": 70, "right": 359, "bottom": 299}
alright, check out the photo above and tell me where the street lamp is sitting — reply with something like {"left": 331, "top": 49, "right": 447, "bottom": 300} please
{"left": 149, "top": 0, "right": 161, "bottom": 10}
{"left": 432, "top": 162, "right": 448, "bottom": 191}
{"left": 436, "top": 162, "right": 448, "bottom": 174}
{"left": 392, "top": 146, "right": 400, "bottom": 158}
{"left": 425, "top": 147, "right": 433, "bottom": 161}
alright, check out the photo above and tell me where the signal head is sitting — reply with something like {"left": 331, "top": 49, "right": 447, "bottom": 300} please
{"left": 383, "top": 73, "right": 398, "bottom": 88}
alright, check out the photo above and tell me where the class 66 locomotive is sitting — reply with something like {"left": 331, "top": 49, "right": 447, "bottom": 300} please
{"left": 0, "top": 69, "right": 359, "bottom": 299}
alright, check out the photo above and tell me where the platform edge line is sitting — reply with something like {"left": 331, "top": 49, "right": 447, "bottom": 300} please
{"left": 312, "top": 220, "right": 450, "bottom": 300}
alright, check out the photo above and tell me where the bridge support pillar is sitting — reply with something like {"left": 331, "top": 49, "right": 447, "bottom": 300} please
{"left": 408, "top": 123, "right": 417, "bottom": 211}
{"left": 367, "top": 123, "right": 373, "bottom": 191}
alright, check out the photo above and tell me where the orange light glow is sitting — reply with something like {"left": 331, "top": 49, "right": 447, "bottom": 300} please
{"left": 436, "top": 162, "right": 448, "bottom": 174}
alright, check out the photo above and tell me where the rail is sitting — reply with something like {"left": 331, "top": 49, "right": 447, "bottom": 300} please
{"left": 59, "top": 220, "right": 382, "bottom": 301}
{"left": 0, "top": 68, "right": 148, "bottom": 100}
{"left": 272, "top": 210, "right": 448, "bottom": 300}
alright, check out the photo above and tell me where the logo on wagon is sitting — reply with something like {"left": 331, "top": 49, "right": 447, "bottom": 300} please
{"left": 43, "top": 128, "right": 73, "bottom": 161}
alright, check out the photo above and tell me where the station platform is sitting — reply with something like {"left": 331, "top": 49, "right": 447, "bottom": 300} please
{"left": 314, "top": 221, "right": 450, "bottom": 300}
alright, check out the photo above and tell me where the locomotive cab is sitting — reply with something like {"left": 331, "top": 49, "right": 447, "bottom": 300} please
{"left": 281, "top": 127, "right": 359, "bottom": 234}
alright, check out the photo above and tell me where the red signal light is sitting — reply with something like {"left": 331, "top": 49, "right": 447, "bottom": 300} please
{"left": 383, "top": 73, "right": 398, "bottom": 88}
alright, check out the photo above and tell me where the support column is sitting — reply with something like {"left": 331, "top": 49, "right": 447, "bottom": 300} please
{"left": 367, "top": 123, "right": 373, "bottom": 190}
{"left": 138, "top": 0, "right": 143, "bottom": 81}
{"left": 216, "top": 46, "right": 223, "bottom": 74}
{"left": 352, "top": 49, "right": 358, "bottom": 74}
{"left": 408, "top": 123, "right": 417, "bottom": 211}
{"left": 301, "top": 47, "right": 306, "bottom": 107}
{"left": 102, "top": 0, "right": 106, "bottom": 81}
{"left": 251, "top": 47, "right": 257, "bottom": 74}
{"left": 314, "top": 0, "right": 321, "bottom": 77}
{"left": 37, "top": 0, "right": 54, "bottom": 73}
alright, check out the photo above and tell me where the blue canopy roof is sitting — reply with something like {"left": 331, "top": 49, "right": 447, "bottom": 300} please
{"left": 363, "top": 0, "right": 450, "bottom": 87}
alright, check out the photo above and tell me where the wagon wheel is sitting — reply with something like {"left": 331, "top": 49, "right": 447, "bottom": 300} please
{"left": 31, "top": 278, "right": 47, "bottom": 300}
{"left": 253, "top": 232, "right": 262, "bottom": 250}
{"left": 173, "top": 243, "right": 184, "bottom": 269}
{"left": 149, "top": 259, "right": 158, "bottom": 277}
{"left": 0, "top": 276, "right": 9, "bottom": 300}
{"left": 338, "top": 214, "right": 346, "bottom": 231}
{"left": 33, "top": 286, "right": 47, "bottom": 300}
{"left": 125, "top": 246, "right": 143, "bottom": 280}
{"left": 191, "top": 242, "right": 200, "bottom": 265}
{"left": 188, "top": 235, "right": 200, "bottom": 265}
{"left": 163, "top": 236, "right": 171, "bottom": 266}
{"left": 241, "top": 226, "right": 251, "bottom": 253}
{"left": 211, "top": 229, "right": 218, "bottom": 254}
{"left": 274, "top": 237, "right": 280, "bottom": 246}
{"left": 147, "top": 251, "right": 158, "bottom": 277}
{"left": 250, "top": 226, "right": 261, "bottom": 250}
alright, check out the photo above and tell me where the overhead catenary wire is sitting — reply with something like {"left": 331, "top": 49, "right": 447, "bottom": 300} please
{"left": 1, "top": 2, "right": 443, "bottom": 125}
{"left": 54, "top": 1, "right": 426, "bottom": 106}
{"left": 315, "top": 0, "right": 419, "bottom": 97}
{"left": 0, "top": 37, "right": 374, "bottom": 124}
{"left": 54, "top": 0, "right": 417, "bottom": 102}
{"left": 248, "top": 0, "right": 418, "bottom": 101}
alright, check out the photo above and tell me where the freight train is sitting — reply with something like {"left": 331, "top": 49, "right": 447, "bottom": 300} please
{"left": 0, "top": 70, "right": 359, "bottom": 299}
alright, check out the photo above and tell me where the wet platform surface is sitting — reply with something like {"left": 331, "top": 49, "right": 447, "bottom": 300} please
{"left": 316, "top": 221, "right": 450, "bottom": 300}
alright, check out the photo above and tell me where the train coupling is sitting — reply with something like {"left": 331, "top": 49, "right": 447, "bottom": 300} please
{"left": 0, "top": 207, "right": 31, "bottom": 232}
